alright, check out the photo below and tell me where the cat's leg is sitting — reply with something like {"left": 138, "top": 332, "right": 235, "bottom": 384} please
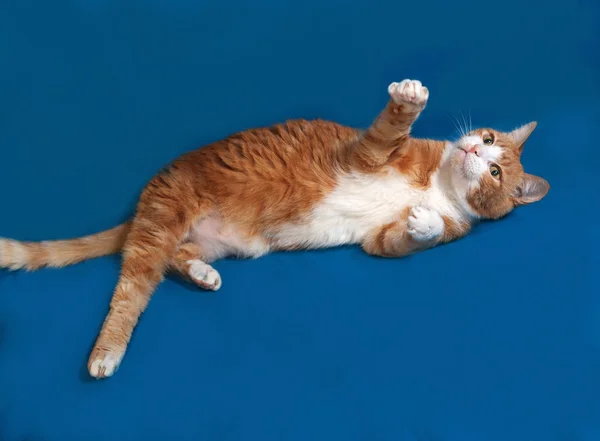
{"left": 87, "top": 180, "right": 208, "bottom": 378}
{"left": 362, "top": 206, "right": 469, "bottom": 257}
{"left": 352, "top": 79, "right": 429, "bottom": 171}
{"left": 169, "top": 242, "right": 222, "bottom": 291}
{"left": 87, "top": 216, "right": 191, "bottom": 379}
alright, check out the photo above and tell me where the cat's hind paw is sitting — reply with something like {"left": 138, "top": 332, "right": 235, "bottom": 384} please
{"left": 88, "top": 348, "right": 124, "bottom": 379}
{"left": 187, "top": 260, "right": 222, "bottom": 291}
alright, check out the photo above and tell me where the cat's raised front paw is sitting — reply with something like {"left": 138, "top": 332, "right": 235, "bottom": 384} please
{"left": 407, "top": 206, "right": 444, "bottom": 242}
{"left": 388, "top": 79, "right": 429, "bottom": 108}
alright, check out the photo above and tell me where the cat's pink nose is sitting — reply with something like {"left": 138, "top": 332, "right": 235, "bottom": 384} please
{"left": 465, "top": 145, "right": 480, "bottom": 156}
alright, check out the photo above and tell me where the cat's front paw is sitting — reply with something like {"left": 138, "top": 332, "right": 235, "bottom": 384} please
{"left": 388, "top": 79, "right": 429, "bottom": 108}
{"left": 407, "top": 206, "right": 444, "bottom": 242}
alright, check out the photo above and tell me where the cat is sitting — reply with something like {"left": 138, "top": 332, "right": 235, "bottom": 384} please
{"left": 0, "top": 79, "right": 549, "bottom": 379}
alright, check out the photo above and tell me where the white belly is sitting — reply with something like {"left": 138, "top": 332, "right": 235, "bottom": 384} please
{"left": 186, "top": 166, "right": 465, "bottom": 258}
{"left": 270, "top": 170, "right": 424, "bottom": 249}
{"left": 186, "top": 216, "right": 270, "bottom": 261}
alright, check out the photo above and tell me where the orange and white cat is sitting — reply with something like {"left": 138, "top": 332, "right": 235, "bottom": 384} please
{"left": 0, "top": 79, "right": 549, "bottom": 379}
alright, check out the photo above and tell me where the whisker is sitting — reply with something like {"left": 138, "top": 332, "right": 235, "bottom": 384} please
{"left": 458, "top": 114, "right": 466, "bottom": 138}
{"left": 468, "top": 109, "right": 473, "bottom": 133}
{"left": 458, "top": 110, "right": 468, "bottom": 138}
{"left": 461, "top": 110, "right": 469, "bottom": 136}
{"left": 447, "top": 112, "right": 463, "bottom": 140}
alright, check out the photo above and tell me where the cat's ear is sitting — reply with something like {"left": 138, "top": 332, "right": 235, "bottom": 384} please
{"left": 508, "top": 121, "right": 537, "bottom": 153}
{"left": 512, "top": 173, "right": 550, "bottom": 205}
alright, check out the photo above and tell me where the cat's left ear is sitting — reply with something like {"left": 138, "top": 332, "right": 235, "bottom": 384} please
{"left": 508, "top": 121, "right": 537, "bottom": 154}
{"left": 512, "top": 173, "right": 550, "bottom": 205}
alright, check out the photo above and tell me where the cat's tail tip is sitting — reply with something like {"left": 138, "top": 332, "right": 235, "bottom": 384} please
{"left": 0, "top": 222, "right": 131, "bottom": 271}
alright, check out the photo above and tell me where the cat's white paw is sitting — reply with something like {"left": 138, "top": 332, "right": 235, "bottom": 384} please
{"left": 407, "top": 206, "right": 444, "bottom": 242}
{"left": 187, "top": 260, "right": 222, "bottom": 291}
{"left": 388, "top": 79, "right": 429, "bottom": 108}
{"left": 88, "top": 349, "right": 124, "bottom": 379}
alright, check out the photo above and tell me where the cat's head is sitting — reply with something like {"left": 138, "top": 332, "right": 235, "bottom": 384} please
{"left": 450, "top": 122, "right": 550, "bottom": 219}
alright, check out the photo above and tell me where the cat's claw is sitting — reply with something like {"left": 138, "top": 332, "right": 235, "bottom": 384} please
{"left": 407, "top": 205, "right": 444, "bottom": 242}
{"left": 388, "top": 79, "right": 429, "bottom": 108}
{"left": 187, "top": 259, "right": 222, "bottom": 291}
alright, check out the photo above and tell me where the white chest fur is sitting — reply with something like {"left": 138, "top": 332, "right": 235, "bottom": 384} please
{"left": 271, "top": 167, "right": 465, "bottom": 250}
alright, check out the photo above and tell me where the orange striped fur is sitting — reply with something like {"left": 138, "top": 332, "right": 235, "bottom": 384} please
{"left": 0, "top": 79, "right": 549, "bottom": 379}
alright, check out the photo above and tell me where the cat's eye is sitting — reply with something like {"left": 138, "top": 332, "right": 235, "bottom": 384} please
{"left": 483, "top": 135, "right": 494, "bottom": 145}
{"left": 489, "top": 164, "right": 501, "bottom": 178}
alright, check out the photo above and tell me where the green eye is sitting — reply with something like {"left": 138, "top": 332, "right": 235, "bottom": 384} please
{"left": 483, "top": 136, "right": 494, "bottom": 145}
{"left": 490, "top": 164, "right": 501, "bottom": 178}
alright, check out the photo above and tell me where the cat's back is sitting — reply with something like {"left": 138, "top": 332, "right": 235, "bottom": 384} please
{"left": 171, "top": 118, "right": 360, "bottom": 227}
{"left": 240, "top": 118, "right": 359, "bottom": 155}
{"left": 177, "top": 118, "right": 357, "bottom": 189}
{"left": 186, "top": 118, "right": 359, "bottom": 168}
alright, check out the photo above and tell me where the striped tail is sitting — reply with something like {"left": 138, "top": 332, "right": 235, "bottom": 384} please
{"left": 0, "top": 222, "right": 131, "bottom": 271}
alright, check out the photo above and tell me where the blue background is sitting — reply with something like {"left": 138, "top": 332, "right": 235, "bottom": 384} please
{"left": 1, "top": 0, "right": 599, "bottom": 440}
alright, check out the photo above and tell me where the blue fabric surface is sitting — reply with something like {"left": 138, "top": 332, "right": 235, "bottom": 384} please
{"left": 1, "top": 0, "right": 599, "bottom": 440}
